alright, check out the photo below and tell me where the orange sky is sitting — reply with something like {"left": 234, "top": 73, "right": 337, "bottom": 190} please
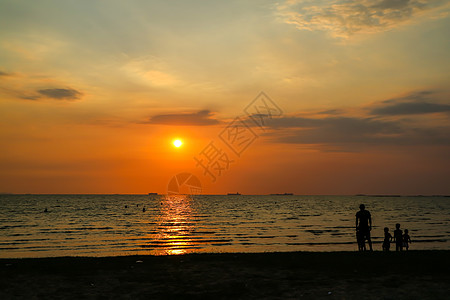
{"left": 1, "top": 1, "right": 449, "bottom": 194}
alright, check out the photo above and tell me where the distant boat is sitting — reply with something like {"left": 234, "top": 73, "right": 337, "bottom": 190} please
{"left": 227, "top": 192, "right": 241, "bottom": 195}
{"left": 270, "top": 193, "right": 293, "bottom": 196}
{"left": 356, "top": 194, "right": 401, "bottom": 197}
{"left": 148, "top": 193, "right": 158, "bottom": 195}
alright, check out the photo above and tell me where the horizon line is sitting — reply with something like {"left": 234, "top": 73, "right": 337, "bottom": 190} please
{"left": 1, "top": 193, "right": 449, "bottom": 197}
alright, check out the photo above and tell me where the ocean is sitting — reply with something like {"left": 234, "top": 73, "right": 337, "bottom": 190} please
{"left": 0, "top": 194, "right": 449, "bottom": 258}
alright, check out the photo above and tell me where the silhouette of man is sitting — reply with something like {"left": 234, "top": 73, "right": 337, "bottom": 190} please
{"left": 356, "top": 204, "right": 373, "bottom": 251}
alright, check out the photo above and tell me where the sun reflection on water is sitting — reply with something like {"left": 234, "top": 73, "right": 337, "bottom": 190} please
{"left": 154, "top": 194, "right": 195, "bottom": 255}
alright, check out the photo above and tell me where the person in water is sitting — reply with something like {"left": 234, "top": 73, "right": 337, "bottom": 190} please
{"left": 393, "top": 223, "right": 403, "bottom": 251}
{"left": 403, "top": 229, "right": 412, "bottom": 251}
{"left": 382, "top": 227, "right": 392, "bottom": 252}
{"left": 355, "top": 204, "right": 373, "bottom": 251}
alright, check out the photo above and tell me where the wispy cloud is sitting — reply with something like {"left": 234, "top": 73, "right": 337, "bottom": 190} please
{"left": 265, "top": 88, "right": 450, "bottom": 150}
{"left": 277, "top": 0, "right": 450, "bottom": 38}
{"left": 268, "top": 115, "right": 403, "bottom": 143}
{"left": 0, "top": 71, "right": 12, "bottom": 77}
{"left": 268, "top": 115, "right": 450, "bottom": 149}
{"left": 372, "top": 101, "right": 450, "bottom": 115}
{"left": 147, "top": 110, "right": 221, "bottom": 126}
{"left": 0, "top": 69, "right": 83, "bottom": 101}
{"left": 370, "top": 90, "right": 450, "bottom": 115}
{"left": 37, "top": 88, "right": 82, "bottom": 100}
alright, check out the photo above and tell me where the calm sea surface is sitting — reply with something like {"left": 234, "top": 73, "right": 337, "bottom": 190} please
{"left": 0, "top": 194, "right": 449, "bottom": 258}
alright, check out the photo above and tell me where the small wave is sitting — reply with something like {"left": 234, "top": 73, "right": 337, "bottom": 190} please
{"left": 327, "top": 226, "right": 354, "bottom": 229}
{"left": 0, "top": 224, "right": 38, "bottom": 230}
{"left": 191, "top": 231, "right": 216, "bottom": 235}
{"left": 0, "top": 242, "right": 28, "bottom": 246}
{"left": 8, "top": 233, "right": 32, "bottom": 237}
{"left": 286, "top": 241, "right": 355, "bottom": 245}
{"left": 244, "top": 236, "right": 276, "bottom": 239}
{"left": 297, "top": 214, "right": 322, "bottom": 217}
{"left": 138, "top": 244, "right": 204, "bottom": 249}
{"left": 409, "top": 239, "right": 448, "bottom": 243}
{"left": 72, "top": 227, "right": 113, "bottom": 230}
{"left": 158, "top": 222, "right": 196, "bottom": 227}
{"left": 305, "top": 230, "right": 340, "bottom": 235}
{"left": 145, "top": 238, "right": 232, "bottom": 245}
{"left": 39, "top": 230, "right": 75, "bottom": 234}
{"left": 1, "top": 238, "right": 48, "bottom": 242}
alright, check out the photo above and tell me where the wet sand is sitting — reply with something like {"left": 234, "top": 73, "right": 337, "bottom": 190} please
{"left": 1, "top": 251, "right": 449, "bottom": 299}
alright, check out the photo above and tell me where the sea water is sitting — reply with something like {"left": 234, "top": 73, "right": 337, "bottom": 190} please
{"left": 0, "top": 194, "right": 449, "bottom": 258}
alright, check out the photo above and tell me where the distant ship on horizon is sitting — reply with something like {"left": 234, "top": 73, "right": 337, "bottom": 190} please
{"left": 148, "top": 193, "right": 158, "bottom": 195}
{"left": 270, "top": 193, "right": 294, "bottom": 196}
{"left": 355, "top": 194, "right": 401, "bottom": 197}
{"left": 227, "top": 192, "right": 241, "bottom": 195}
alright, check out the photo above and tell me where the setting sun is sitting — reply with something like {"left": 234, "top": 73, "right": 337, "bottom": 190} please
{"left": 173, "top": 139, "right": 183, "bottom": 148}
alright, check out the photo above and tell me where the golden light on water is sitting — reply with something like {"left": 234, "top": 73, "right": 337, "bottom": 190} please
{"left": 154, "top": 194, "right": 194, "bottom": 255}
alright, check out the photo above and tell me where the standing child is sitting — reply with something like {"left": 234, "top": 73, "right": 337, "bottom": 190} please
{"left": 356, "top": 228, "right": 366, "bottom": 251}
{"left": 382, "top": 227, "right": 392, "bottom": 251}
{"left": 393, "top": 223, "right": 403, "bottom": 251}
{"left": 403, "top": 229, "right": 412, "bottom": 251}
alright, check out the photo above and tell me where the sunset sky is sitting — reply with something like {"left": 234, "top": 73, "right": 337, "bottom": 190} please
{"left": 1, "top": 0, "right": 449, "bottom": 195}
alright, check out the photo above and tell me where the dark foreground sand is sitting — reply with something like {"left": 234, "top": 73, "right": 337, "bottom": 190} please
{"left": 1, "top": 251, "right": 449, "bottom": 299}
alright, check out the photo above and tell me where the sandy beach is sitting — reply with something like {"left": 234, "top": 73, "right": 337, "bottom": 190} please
{"left": 1, "top": 251, "right": 449, "bottom": 299}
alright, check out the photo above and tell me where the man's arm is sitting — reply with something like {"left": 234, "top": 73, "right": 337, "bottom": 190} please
{"left": 355, "top": 214, "right": 358, "bottom": 229}
{"left": 369, "top": 213, "right": 372, "bottom": 230}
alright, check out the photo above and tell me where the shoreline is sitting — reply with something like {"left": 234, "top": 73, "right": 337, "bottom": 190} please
{"left": 2, "top": 250, "right": 449, "bottom": 299}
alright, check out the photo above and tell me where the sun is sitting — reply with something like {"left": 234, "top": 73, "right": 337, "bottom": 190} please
{"left": 173, "top": 139, "right": 183, "bottom": 148}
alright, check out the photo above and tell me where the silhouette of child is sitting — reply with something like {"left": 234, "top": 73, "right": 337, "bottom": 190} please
{"left": 382, "top": 227, "right": 392, "bottom": 252}
{"left": 393, "top": 223, "right": 403, "bottom": 251}
{"left": 356, "top": 228, "right": 365, "bottom": 251}
{"left": 403, "top": 229, "right": 412, "bottom": 251}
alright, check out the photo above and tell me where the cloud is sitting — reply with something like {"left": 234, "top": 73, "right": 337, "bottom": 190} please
{"left": 371, "top": 90, "right": 450, "bottom": 115}
{"left": 372, "top": 101, "right": 450, "bottom": 115}
{"left": 317, "top": 109, "right": 344, "bottom": 115}
{"left": 268, "top": 115, "right": 402, "bottom": 142}
{"left": 264, "top": 89, "right": 450, "bottom": 150}
{"left": 19, "top": 95, "right": 41, "bottom": 101}
{"left": 37, "top": 88, "right": 82, "bottom": 100}
{"left": 268, "top": 115, "right": 450, "bottom": 148}
{"left": 277, "top": 0, "right": 449, "bottom": 38}
{"left": 0, "top": 71, "right": 82, "bottom": 101}
{"left": 147, "top": 110, "right": 221, "bottom": 126}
